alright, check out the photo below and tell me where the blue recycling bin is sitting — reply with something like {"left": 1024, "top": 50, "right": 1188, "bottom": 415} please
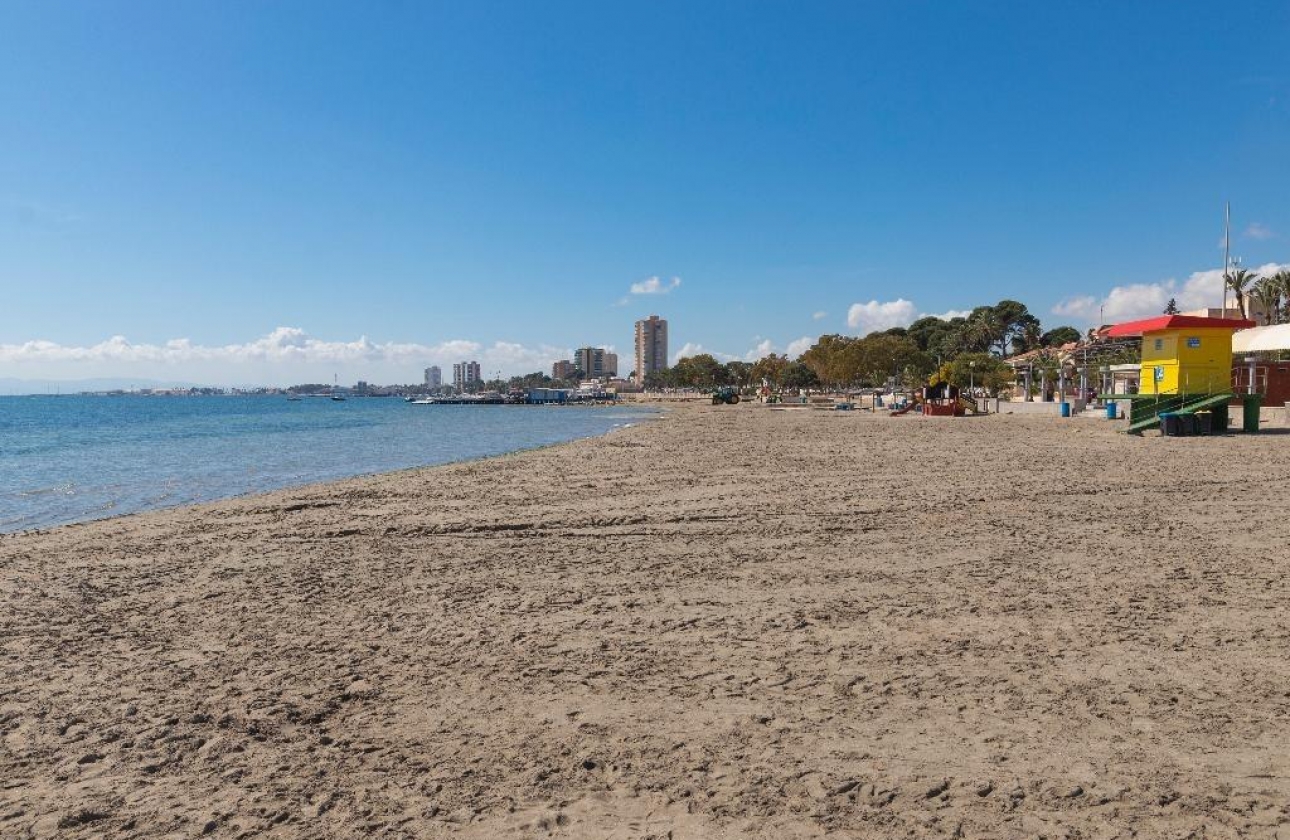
{"left": 1105, "top": 402, "right": 1117, "bottom": 419}
{"left": 1059, "top": 401, "right": 1071, "bottom": 417}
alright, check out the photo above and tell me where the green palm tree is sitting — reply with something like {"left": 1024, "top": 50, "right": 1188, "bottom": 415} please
{"left": 1270, "top": 270, "right": 1290, "bottom": 324}
{"left": 1032, "top": 349, "right": 1061, "bottom": 399}
{"left": 1250, "top": 276, "right": 1284, "bottom": 325}
{"left": 1019, "top": 320, "right": 1042, "bottom": 354}
{"left": 1225, "top": 268, "right": 1260, "bottom": 319}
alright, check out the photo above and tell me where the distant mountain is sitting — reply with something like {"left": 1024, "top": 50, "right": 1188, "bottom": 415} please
{"left": 0, "top": 377, "right": 205, "bottom": 395}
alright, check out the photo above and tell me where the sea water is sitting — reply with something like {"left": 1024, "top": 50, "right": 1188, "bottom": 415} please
{"left": 0, "top": 395, "right": 656, "bottom": 533}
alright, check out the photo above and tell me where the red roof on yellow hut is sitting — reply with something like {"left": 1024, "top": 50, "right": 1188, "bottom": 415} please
{"left": 1106, "top": 315, "right": 1254, "bottom": 396}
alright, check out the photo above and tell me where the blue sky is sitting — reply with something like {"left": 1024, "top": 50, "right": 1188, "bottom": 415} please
{"left": 3, "top": 1, "right": 1288, "bottom": 384}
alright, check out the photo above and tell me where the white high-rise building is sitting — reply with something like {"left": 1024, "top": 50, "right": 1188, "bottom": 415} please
{"left": 634, "top": 315, "right": 668, "bottom": 385}
{"left": 424, "top": 366, "right": 442, "bottom": 388}
{"left": 453, "top": 361, "right": 482, "bottom": 391}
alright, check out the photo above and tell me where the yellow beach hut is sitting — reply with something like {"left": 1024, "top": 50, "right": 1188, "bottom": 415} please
{"left": 1104, "top": 314, "right": 1255, "bottom": 434}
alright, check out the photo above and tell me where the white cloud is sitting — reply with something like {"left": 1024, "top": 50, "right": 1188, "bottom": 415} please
{"left": 837, "top": 299, "right": 975, "bottom": 335}
{"left": 671, "top": 341, "right": 736, "bottom": 364}
{"left": 845, "top": 299, "right": 917, "bottom": 334}
{"left": 746, "top": 339, "right": 776, "bottom": 362}
{"left": 1052, "top": 262, "right": 1290, "bottom": 325}
{"left": 0, "top": 327, "right": 570, "bottom": 386}
{"left": 629, "top": 275, "right": 682, "bottom": 295}
{"left": 926, "top": 308, "right": 972, "bottom": 321}
{"left": 1051, "top": 295, "right": 1099, "bottom": 320}
{"left": 812, "top": 311, "right": 827, "bottom": 320}
{"left": 671, "top": 341, "right": 702, "bottom": 363}
{"left": 675, "top": 336, "right": 814, "bottom": 364}
{"left": 1244, "top": 222, "right": 1274, "bottom": 240}
{"left": 786, "top": 336, "right": 814, "bottom": 358}
{"left": 1103, "top": 282, "right": 1177, "bottom": 321}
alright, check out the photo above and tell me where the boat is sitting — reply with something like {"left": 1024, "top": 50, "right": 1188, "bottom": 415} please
{"left": 287, "top": 395, "right": 302, "bottom": 402}
{"left": 330, "top": 374, "right": 346, "bottom": 401}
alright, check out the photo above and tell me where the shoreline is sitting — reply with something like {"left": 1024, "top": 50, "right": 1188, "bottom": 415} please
{"left": 3, "top": 405, "right": 1288, "bottom": 837}
{"left": 1, "top": 402, "right": 662, "bottom": 538}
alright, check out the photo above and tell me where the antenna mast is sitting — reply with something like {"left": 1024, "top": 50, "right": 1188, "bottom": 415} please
{"left": 1222, "top": 202, "right": 1231, "bottom": 314}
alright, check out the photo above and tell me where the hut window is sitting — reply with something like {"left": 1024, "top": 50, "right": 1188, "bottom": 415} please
{"left": 1154, "top": 339, "right": 1164, "bottom": 350}
{"left": 1186, "top": 337, "right": 1200, "bottom": 348}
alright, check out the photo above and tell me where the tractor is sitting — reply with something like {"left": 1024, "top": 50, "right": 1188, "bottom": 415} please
{"left": 711, "top": 386, "right": 741, "bottom": 405}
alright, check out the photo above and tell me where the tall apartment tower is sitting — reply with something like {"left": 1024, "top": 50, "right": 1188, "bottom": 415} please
{"left": 424, "top": 365, "right": 442, "bottom": 388}
{"left": 634, "top": 315, "right": 668, "bottom": 385}
{"left": 452, "top": 361, "right": 482, "bottom": 391}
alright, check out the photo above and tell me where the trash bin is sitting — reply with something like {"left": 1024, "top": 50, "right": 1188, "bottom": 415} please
{"left": 1194, "top": 410, "right": 1213, "bottom": 435}
{"left": 1060, "top": 401, "right": 1071, "bottom": 417}
{"left": 1159, "top": 412, "right": 1182, "bottom": 436}
{"left": 1242, "top": 395, "right": 1262, "bottom": 433}
{"left": 1179, "top": 413, "right": 1198, "bottom": 436}
{"left": 1105, "top": 401, "right": 1117, "bottom": 419}
{"left": 1212, "top": 403, "right": 1229, "bottom": 430}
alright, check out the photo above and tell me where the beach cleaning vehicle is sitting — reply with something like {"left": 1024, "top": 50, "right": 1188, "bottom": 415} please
{"left": 711, "top": 386, "right": 741, "bottom": 405}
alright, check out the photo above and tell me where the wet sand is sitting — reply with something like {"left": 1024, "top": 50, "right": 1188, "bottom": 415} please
{"left": 2, "top": 405, "right": 1288, "bottom": 839}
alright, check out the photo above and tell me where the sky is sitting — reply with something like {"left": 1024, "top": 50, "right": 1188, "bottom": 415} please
{"left": 3, "top": 1, "right": 1289, "bottom": 386}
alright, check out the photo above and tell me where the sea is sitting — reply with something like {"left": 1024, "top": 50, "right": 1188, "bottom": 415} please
{"left": 0, "top": 395, "right": 656, "bottom": 533}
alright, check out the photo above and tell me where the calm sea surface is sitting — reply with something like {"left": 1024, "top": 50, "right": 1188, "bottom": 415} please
{"left": 0, "top": 395, "right": 656, "bottom": 533}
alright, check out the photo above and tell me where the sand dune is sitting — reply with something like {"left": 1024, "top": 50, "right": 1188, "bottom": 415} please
{"left": 2, "top": 405, "right": 1288, "bottom": 838}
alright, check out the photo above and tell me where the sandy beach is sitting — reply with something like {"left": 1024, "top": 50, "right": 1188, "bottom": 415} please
{"left": 2, "top": 404, "right": 1288, "bottom": 839}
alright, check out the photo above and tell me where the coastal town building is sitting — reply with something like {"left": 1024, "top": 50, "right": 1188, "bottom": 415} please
{"left": 1183, "top": 304, "right": 1280, "bottom": 325}
{"left": 452, "top": 361, "right": 482, "bottom": 391}
{"left": 634, "top": 315, "right": 668, "bottom": 385}
{"left": 424, "top": 366, "right": 441, "bottom": 388}
{"left": 1234, "top": 324, "right": 1290, "bottom": 406}
{"left": 574, "top": 347, "right": 618, "bottom": 380}
{"left": 552, "top": 360, "right": 577, "bottom": 380}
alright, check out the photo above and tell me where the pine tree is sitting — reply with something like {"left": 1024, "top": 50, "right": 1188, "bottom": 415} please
{"left": 1164, "top": 298, "right": 1179, "bottom": 315}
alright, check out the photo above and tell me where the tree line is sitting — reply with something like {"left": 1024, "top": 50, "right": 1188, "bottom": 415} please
{"left": 651, "top": 299, "right": 1082, "bottom": 393}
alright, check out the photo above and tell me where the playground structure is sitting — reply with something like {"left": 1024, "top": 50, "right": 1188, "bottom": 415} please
{"left": 1100, "top": 315, "right": 1259, "bottom": 435}
{"left": 889, "top": 381, "right": 982, "bottom": 417}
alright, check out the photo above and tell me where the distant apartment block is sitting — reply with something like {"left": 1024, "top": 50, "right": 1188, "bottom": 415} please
{"left": 552, "top": 360, "right": 577, "bottom": 380}
{"left": 634, "top": 315, "right": 668, "bottom": 384}
{"left": 574, "top": 347, "right": 618, "bottom": 380}
{"left": 453, "top": 361, "right": 482, "bottom": 391}
{"left": 424, "top": 365, "right": 442, "bottom": 388}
